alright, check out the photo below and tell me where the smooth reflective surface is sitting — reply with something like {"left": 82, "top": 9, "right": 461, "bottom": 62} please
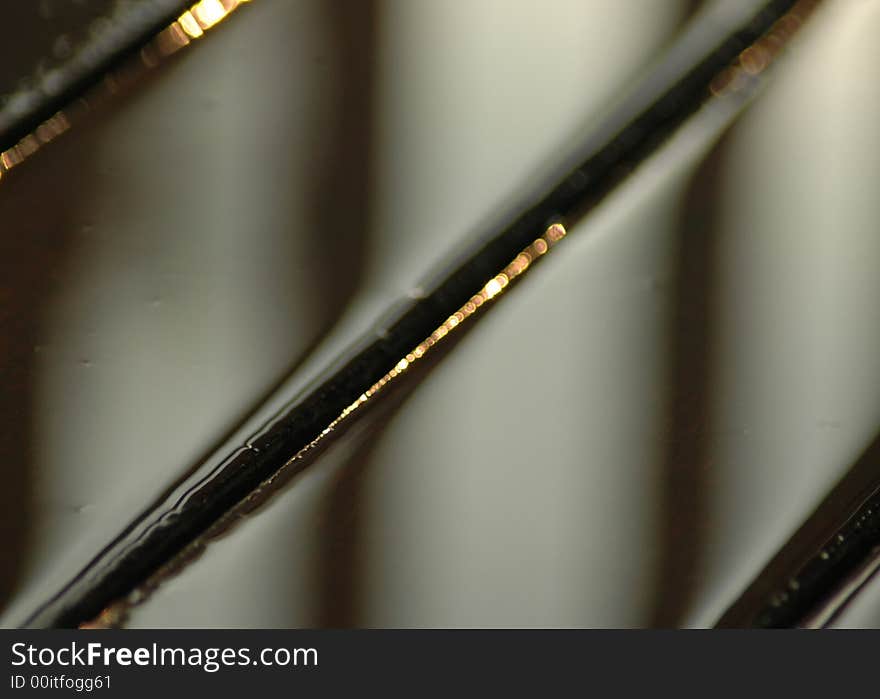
{"left": 2, "top": 0, "right": 880, "bottom": 628}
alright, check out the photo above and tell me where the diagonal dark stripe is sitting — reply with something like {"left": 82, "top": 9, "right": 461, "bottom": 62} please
{"left": 21, "top": 0, "right": 817, "bottom": 628}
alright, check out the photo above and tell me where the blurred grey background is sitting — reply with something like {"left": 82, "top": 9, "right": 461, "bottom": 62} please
{"left": 1, "top": 0, "right": 879, "bottom": 627}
